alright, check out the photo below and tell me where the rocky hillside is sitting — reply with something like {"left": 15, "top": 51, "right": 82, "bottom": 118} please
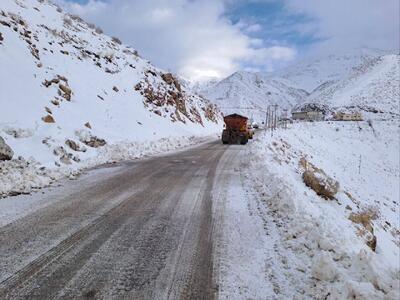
{"left": 0, "top": 0, "right": 221, "bottom": 197}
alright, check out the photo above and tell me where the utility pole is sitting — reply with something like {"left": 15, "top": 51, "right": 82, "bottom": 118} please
{"left": 270, "top": 106, "right": 273, "bottom": 136}
{"left": 268, "top": 105, "right": 272, "bottom": 129}
{"left": 265, "top": 104, "right": 280, "bottom": 135}
{"left": 282, "top": 109, "right": 288, "bottom": 129}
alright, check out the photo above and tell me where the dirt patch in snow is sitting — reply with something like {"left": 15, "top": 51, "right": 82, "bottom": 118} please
{"left": 349, "top": 208, "right": 379, "bottom": 251}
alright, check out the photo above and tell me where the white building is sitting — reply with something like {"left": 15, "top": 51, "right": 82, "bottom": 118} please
{"left": 292, "top": 111, "right": 324, "bottom": 121}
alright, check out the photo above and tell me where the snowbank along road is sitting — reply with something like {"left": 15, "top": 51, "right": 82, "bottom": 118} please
{"left": 0, "top": 140, "right": 242, "bottom": 299}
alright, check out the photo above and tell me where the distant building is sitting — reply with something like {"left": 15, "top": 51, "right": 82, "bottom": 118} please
{"left": 333, "top": 111, "right": 363, "bottom": 121}
{"left": 292, "top": 111, "right": 324, "bottom": 122}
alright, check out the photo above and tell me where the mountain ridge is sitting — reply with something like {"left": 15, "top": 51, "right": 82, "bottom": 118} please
{"left": 199, "top": 49, "right": 399, "bottom": 120}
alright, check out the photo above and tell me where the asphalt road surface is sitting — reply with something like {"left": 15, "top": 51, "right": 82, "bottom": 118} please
{"left": 0, "top": 140, "right": 242, "bottom": 299}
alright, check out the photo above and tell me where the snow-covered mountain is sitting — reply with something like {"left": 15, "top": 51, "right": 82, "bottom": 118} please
{"left": 273, "top": 48, "right": 394, "bottom": 92}
{"left": 199, "top": 71, "right": 308, "bottom": 122}
{"left": 302, "top": 54, "right": 400, "bottom": 118}
{"left": 200, "top": 49, "right": 399, "bottom": 120}
{"left": 0, "top": 0, "right": 221, "bottom": 196}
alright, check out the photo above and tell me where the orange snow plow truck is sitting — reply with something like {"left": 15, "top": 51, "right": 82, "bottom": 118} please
{"left": 222, "top": 114, "right": 252, "bottom": 145}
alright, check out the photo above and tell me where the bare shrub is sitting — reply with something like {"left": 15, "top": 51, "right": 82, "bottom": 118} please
{"left": 349, "top": 207, "right": 379, "bottom": 229}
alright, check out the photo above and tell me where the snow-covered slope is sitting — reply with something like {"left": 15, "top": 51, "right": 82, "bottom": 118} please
{"left": 199, "top": 71, "right": 308, "bottom": 122}
{"left": 247, "top": 120, "right": 400, "bottom": 298}
{"left": 190, "top": 77, "right": 220, "bottom": 94}
{"left": 274, "top": 48, "right": 394, "bottom": 92}
{"left": 303, "top": 54, "right": 400, "bottom": 118}
{"left": 201, "top": 49, "right": 399, "bottom": 120}
{"left": 0, "top": 0, "right": 221, "bottom": 197}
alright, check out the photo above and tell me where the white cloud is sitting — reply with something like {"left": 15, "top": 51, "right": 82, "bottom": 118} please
{"left": 249, "top": 38, "right": 264, "bottom": 47}
{"left": 246, "top": 46, "right": 296, "bottom": 64}
{"left": 57, "top": 0, "right": 296, "bottom": 81}
{"left": 284, "top": 0, "right": 400, "bottom": 54}
{"left": 246, "top": 23, "right": 263, "bottom": 33}
{"left": 235, "top": 20, "right": 263, "bottom": 33}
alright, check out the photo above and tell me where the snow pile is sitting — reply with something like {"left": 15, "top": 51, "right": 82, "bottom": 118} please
{"left": 0, "top": 157, "right": 59, "bottom": 196}
{"left": 0, "top": 134, "right": 212, "bottom": 198}
{"left": 0, "top": 0, "right": 222, "bottom": 197}
{"left": 245, "top": 120, "right": 400, "bottom": 299}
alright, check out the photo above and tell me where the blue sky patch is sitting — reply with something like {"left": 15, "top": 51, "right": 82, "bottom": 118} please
{"left": 225, "top": 1, "right": 320, "bottom": 51}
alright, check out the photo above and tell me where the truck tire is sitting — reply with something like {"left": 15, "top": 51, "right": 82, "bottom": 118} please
{"left": 240, "top": 136, "right": 248, "bottom": 145}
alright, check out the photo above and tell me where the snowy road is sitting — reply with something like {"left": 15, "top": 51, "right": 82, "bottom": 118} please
{"left": 0, "top": 140, "right": 244, "bottom": 299}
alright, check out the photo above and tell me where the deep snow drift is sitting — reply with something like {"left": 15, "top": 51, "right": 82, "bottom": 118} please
{"left": 0, "top": 0, "right": 222, "bottom": 197}
{"left": 244, "top": 121, "right": 399, "bottom": 299}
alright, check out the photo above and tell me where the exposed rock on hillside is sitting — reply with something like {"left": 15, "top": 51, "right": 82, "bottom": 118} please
{"left": 65, "top": 139, "right": 86, "bottom": 152}
{"left": 42, "top": 115, "right": 55, "bottom": 123}
{"left": 0, "top": 136, "right": 13, "bottom": 161}
{"left": 135, "top": 71, "right": 210, "bottom": 125}
{"left": 83, "top": 137, "right": 106, "bottom": 148}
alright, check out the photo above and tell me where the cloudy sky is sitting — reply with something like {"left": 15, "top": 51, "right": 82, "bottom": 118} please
{"left": 58, "top": 0, "right": 399, "bottom": 81}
